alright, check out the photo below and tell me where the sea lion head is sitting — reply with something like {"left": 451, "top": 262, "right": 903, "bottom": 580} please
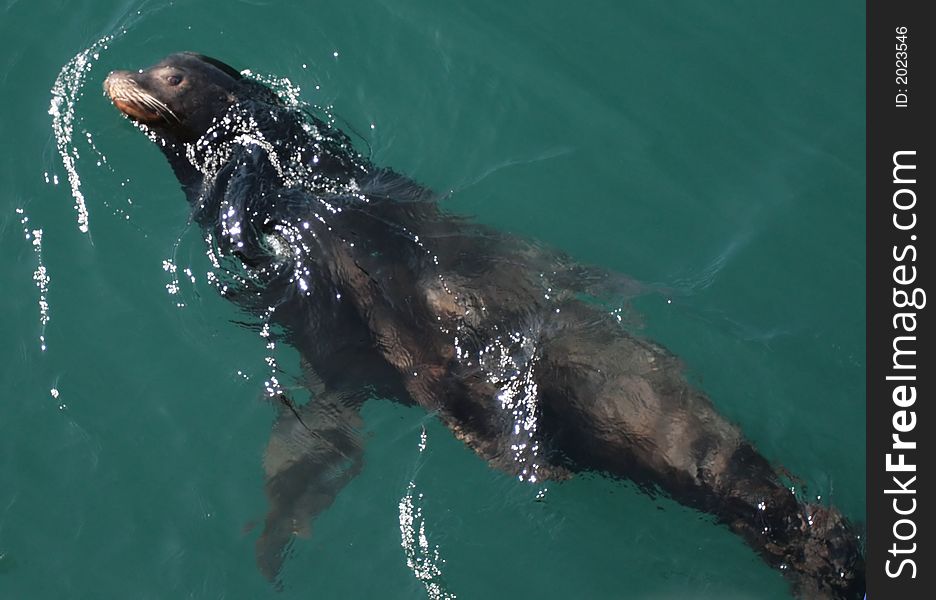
{"left": 104, "top": 52, "right": 243, "bottom": 143}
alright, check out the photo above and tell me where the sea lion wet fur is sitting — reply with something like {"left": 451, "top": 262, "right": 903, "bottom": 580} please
{"left": 104, "top": 53, "right": 865, "bottom": 599}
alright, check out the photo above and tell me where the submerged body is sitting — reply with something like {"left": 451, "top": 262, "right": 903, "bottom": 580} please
{"left": 104, "top": 53, "right": 864, "bottom": 599}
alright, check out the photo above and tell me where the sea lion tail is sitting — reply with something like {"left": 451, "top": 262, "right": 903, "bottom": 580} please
{"left": 717, "top": 447, "right": 865, "bottom": 599}
{"left": 781, "top": 503, "right": 865, "bottom": 600}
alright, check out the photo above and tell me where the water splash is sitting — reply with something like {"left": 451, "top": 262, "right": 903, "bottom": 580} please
{"left": 49, "top": 34, "right": 118, "bottom": 235}
{"left": 161, "top": 258, "right": 185, "bottom": 307}
{"left": 240, "top": 70, "right": 306, "bottom": 109}
{"left": 399, "top": 427, "right": 457, "bottom": 600}
{"left": 259, "top": 306, "right": 284, "bottom": 398}
{"left": 50, "top": 387, "right": 66, "bottom": 411}
{"left": 16, "top": 208, "right": 50, "bottom": 351}
{"left": 477, "top": 330, "right": 543, "bottom": 482}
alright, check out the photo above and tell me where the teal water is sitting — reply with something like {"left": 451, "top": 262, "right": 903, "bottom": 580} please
{"left": 1, "top": 1, "right": 864, "bottom": 599}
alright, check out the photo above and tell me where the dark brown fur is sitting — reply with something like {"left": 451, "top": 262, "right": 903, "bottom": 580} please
{"left": 105, "top": 53, "right": 865, "bottom": 599}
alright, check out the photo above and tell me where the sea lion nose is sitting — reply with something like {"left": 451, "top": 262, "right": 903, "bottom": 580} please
{"left": 103, "top": 71, "right": 121, "bottom": 96}
{"left": 104, "top": 71, "right": 140, "bottom": 104}
{"left": 103, "top": 70, "right": 134, "bottom": 94}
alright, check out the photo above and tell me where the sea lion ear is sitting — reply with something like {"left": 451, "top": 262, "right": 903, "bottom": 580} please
{"left": 183, "top": 52, "right": 243, "bottom": 80}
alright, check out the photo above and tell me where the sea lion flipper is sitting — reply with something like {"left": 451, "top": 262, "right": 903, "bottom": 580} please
{"left": 256, "top": 390, "right": 365, "bottom": 583}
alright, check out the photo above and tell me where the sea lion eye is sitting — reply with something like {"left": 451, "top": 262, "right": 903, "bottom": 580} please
{"left": 166, "top": 75, "right": 182, "bottom": 86}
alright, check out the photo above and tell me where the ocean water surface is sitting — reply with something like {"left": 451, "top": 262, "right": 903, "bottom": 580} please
{"left": 1, "top": 1, "right": 864, "bottom": 598}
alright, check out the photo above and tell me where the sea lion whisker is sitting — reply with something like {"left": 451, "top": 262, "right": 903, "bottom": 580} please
{"left": 146, "top": 96, "right": 182, "bottom": 123}
{"left": 135, "top": 92, "right": 181, "bottom": 123}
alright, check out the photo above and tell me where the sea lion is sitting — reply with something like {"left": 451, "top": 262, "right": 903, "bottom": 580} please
{"left": 104, "top": 52, "right": 865, "bottom": 599}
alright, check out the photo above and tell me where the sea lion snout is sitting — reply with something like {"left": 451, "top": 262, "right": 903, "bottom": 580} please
{"left": 102, "top": 70, "right": 132, "bottom": 98}
{"left": 104, "top": 70, "right": 173, "bottom": 125}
